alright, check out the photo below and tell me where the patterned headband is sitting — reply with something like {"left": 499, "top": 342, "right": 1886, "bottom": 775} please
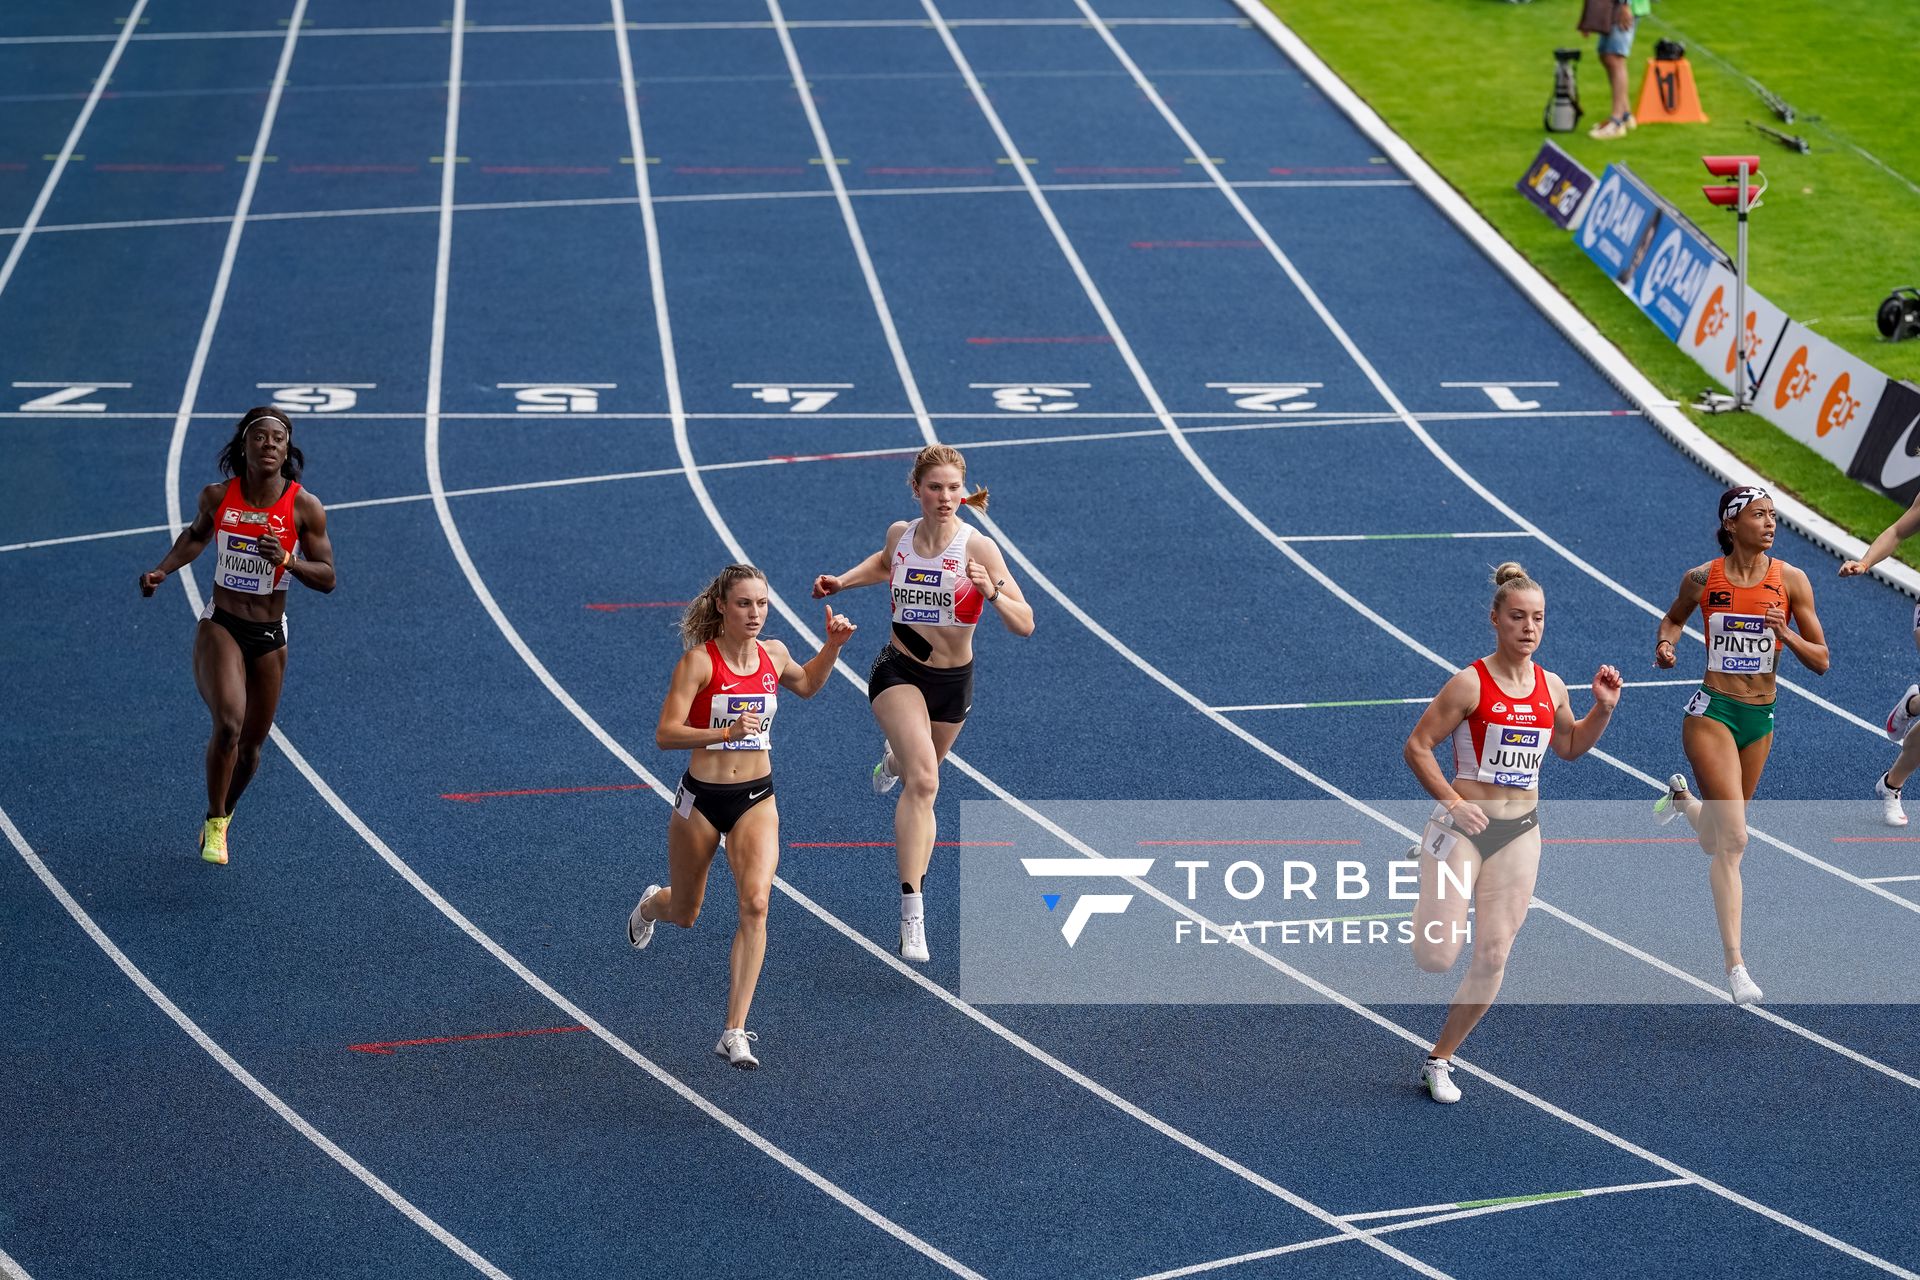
{"left": 1721, "top": 487, "right": 1768, "bottom": 522}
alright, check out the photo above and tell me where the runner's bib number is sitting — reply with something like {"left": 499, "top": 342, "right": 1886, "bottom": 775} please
{"left": 1705, "top": 612, "right": 1775, "bottom": 675}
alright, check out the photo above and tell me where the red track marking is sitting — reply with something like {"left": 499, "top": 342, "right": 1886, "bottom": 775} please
{"left": 1268, "top": 165, "right": 1388, "bottom": 175}
{"left": 1832, "top": 837, "right": 1920, "bottom": 843}
{"left": 290, "top": 163, "right": 421, "bottom": 174}
{"left": 964, "top": 335, "right": 1113, "bottom": 345}
{"left": 349, "top": 1025, "right": 588, "bottom": 1055}
{"left": 1542, "top": 838, "right": 1697, "bottom": 845}
{"left": 1054, "top": 165, "right": 1183, "bottom": 175}
{"left": 866, "top": 165, "right": 994, "bottom": 175}
{"left": 442, "top": 782, "right": 659, "bottom": 802}
{"left": 584, "top": 601, "right": 691, "bottom": 611}
{"left": 674, "top": 165, "right": 805, "bottom": 175}
{"left": 0, "top": 163, "right": 27, "bottom": 172}
{"left": 95, "top": 162, "right": 225, "bottom": 173}
{"left": 480, "top": 164, "right": 612, "bottom": 175}
{"left": 1137, "top": 839, "right": 1363, "bottom": 846}
{"left": 1130, "top": 240, "right": 1261, "bottom": 250}
{"left": 788, "top": 841, "right": 1014, "bottom": 848}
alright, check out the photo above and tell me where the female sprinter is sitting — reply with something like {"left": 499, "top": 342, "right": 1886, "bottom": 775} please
{"left": 1837, "top": 496, "right": 1920, "bottom": 826}
{"left": 1653, "top": 486, "right": 1828, "bottom": 1006}
{"left": 810, "top": 444, "right": 1033, "bottom": 963}
{"left": 626, "top": 565, "right": 856, "bottom": 1069}
{"left": 1403, "top": 563, "right": 1621, "bottom": 1104}
{"left": 138, "top": 406, "right": 336, "bottom": 866}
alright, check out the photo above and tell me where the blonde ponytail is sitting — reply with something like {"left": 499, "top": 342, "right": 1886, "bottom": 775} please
{"left": 681, "top": 564, "right": 766, "bottom": 650}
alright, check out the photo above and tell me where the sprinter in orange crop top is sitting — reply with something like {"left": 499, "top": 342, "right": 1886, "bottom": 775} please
{"left": 1654, "top": 486, "right": 1828, "bottom": 1006}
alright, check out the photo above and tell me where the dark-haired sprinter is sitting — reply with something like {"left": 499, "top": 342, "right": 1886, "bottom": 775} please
{"left": 140, "top": 407, "right": 336, "bottom": 865}
{"left": 1654, "top": 487, "right": 1828, "bottom": 1005}
{"left": 1403, "top": 562, "right": 1621, "bottom": 1104}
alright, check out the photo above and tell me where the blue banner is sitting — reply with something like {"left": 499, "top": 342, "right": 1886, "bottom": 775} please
{"left": 1577, "top": 164, "right": 1722, "bottom": 340}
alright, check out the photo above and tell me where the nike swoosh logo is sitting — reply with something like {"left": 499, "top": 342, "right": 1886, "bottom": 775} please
{"left": 748, "top": 788, "right": 769, "bottom": 800}
{"left": 722, "top": 681, "right": 742, "bottom": 690}
{"left": 1880, "top": 411, "right": 1920, "bottom": 490}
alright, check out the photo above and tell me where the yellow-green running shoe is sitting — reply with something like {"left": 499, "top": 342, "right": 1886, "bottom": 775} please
{"left": 200, "top": 815, "right": 231, "bottom": 865}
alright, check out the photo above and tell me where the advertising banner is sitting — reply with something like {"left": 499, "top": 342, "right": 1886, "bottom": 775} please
{"left": 1576, "top": 163, "right": 1661, "bottom": 286}
{"left": 1752, "top": 322, "right": 1889, "bottom": 472}
{"left": 1844, "top": 378, "right": 1920, "bottom": 503}
{"left": 1676, "top": 261, "right": 1792, "bottom": 397}
{"left": 1577, "top": 164, "right": 1721, "bottom": 339}
{"left": 1516, "top": 140, "right": 1596, "bottom": 230}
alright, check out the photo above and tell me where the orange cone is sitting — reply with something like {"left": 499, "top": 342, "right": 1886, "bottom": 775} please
{"left": 1636, "top": 55, "right": 1710, "bottom": 124}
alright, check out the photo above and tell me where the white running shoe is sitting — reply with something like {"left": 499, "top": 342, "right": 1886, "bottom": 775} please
{"left": 1653, "top": 773, "right": 1689, "bottom": 826}
{"left": 1888, "top": 685, "right": 1920, "bottom": 742}
{"left": 1876, "top": 773, "right": 1909, "bottom": 827}
{"left": 871, "top": 744, "right": 899, "bottom": 795}
{"left": 713, "top": 1028, "right": 760, "bottom": 1069}
{"left": 627, "top": 884, "right": 661, "bottom": 950}
{"left": 899, "top": 914, "right": 930, "bottom": 963}
{"left": 1420, "top": 1056, "right": 1462, "bottom": 1104}
{"left": 1728, "top": 964, "right": 1763, "bottom": 1006}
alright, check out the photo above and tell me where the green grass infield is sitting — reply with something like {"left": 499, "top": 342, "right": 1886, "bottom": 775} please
{"left": 1260, "top": 0, "right": 1920, "bottom": 569}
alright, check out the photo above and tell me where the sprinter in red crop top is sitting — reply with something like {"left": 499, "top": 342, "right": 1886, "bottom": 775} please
{"left": 811, "top": 444, "right": 1033, "bottom": 966}
{"left": 138, "top": 407, "right": 336, "bottom": 867}
{"left": 1654, "top": 486, "right": 1828, "bottom": 1008}
{"left": 1403, "top": 562, "right": 1621, "bottom": 1104}
{"left": 627, "top": 564, "right": 855, "bottom": 1069}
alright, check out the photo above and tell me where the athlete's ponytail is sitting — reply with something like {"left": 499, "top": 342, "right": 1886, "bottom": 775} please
{"left": 910, "top": 444, "right": 988, "bottom": 511}
{"left": 1490, "top": 561, "right": 1541, "bottom": 611}
{"left": 217, "top": 406, "right": 303, "bottom": 482}
{"left": 681, "top": 564, "right": 767, "bottom": 650}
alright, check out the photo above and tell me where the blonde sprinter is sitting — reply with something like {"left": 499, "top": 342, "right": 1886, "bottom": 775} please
{"left": 812, "top": 445, "right": 1033, "bottom": 962}
{"left": 626, "top": 565, "right": 855, "bottom": 1069}
{"left": 1403, "top": 564, "right": 1621, "bottom": 1103}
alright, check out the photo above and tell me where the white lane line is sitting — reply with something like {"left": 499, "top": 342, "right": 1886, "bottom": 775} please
{"left": 411, "top": 7, "right": 980, "bottom": 1275}
{"left": 1866, "top": 875, "right": 1920, "bottom": 885}
{"left": 0, "top": 18, "right": 1250, "bottom": 44}
{"left": 159, "top": 0, "right": 306, "bottom": 541}
{"left": 1064, "top": 0, "right": 1920, "bottom": 915}
{"left": 899, "top": 1, "right": 1920, "bottom": 1266}
{"left": 1342, "top": 1177, "right": 1694, "bottom": 1223}
{"left": 1137, "top": 1178, "right": 1695, "bottom": 1280}
{"left": 0, "top": 416, "right": 1597, "bottom": 558}
{"left": 0, "top": 803, "right": 509, "bottom": 1278}
{"left": 589, "top": 1, "right": 1433, "bottom": 1270}
{"left": 0, "top": 1244, "right": 29, "bottom": 1280}
{"left": 0, "top": 177, "right": 1413, "bottom": 240}
{"left": 0, "top": 0, "right": 149, "bottom": 304}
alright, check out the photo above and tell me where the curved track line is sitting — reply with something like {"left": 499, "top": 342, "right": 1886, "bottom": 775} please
{"left": 0, "top": 803, "right": 509, "bottom": 1279}
{"left": 755, "top": 2, "right": 1920, "bottom": 1272}
{"left": 723, "top": 1, "right": 1901, "bottom": 1274}
{"left": 420, "top": 3, "right": 1451, "bottom": 1272}
{"left": 0, "top": 0, "right": 148, "bottom": 303}
{"left": 144, "top": 7, "right": 976, "bottom": 1276}
{"left": 909, "top": 0, "right": 1920, "bottom": 1024}
{"left": 1058, "top": 0, "right": 1920, "bottom": 917}
{"left": 403, "top": 8, "right": 982, "bottom": 1275}
{"left": 1070, "top": 0, "right": 1884, "bottom": 746}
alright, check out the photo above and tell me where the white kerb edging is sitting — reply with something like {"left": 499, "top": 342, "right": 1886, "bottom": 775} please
{"left": 1228, "top": 0, "right": 1920, "bottom": 602}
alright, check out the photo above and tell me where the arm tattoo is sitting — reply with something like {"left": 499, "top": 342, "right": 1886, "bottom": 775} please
{"left": 1688, "top": 566, "right": 1709, "bottom": 585}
